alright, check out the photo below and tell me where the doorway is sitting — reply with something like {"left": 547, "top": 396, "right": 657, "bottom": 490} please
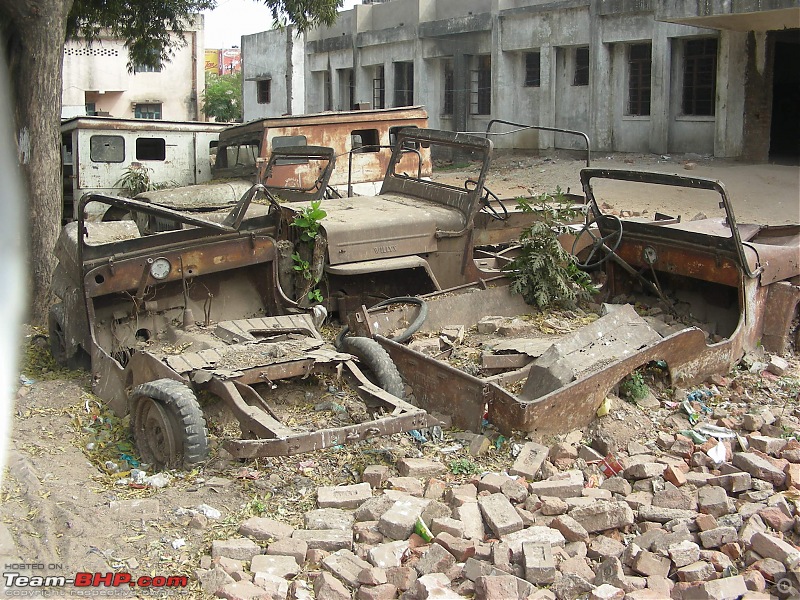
{"left": 769, "top": 29, "right": 800, "bottom": 163}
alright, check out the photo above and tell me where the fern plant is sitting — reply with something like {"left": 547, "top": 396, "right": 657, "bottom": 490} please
{"left": 504, "top": 189, "right": 596, "bottom": 310}
{"left": 114, "top": 162, "right": 154, "bottom": 197}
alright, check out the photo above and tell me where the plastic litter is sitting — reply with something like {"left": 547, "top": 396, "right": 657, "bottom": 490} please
{"left": 707, "top": 441, "right": 727, "bottom": 464}
{"left": 196, "top": 504, "right": 221, "bottom": 519}
{"left": 695, "top": 423, "right": 736, "bottom": 440}
{"left": 599, "top": 453, "right": 623, "bottom": 477}
{"left": 414, "top": 516, "right": 433, "bottom": 542}
{"left": 171, "top": 538, "right": 186, "bottom": 550}
{"left": 679, "top": 429, "right": 707, "bottom": 444}
{"left": 596, "top": 396, "right": 612, "bottom": 417}
{"left": 143, "top": 473, "right": 171, "bottom": 489}
{"left": 408, "top": 430, "right": 428, "bottom": 444}
{"left": 130, "top": 469, "right": 146, "bottom": 485}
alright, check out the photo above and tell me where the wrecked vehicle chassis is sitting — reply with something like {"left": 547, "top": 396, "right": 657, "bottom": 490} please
{"left": 50, "top": 192, "right": 429, "bottom": 468}
{"left": 347, "top": 168, "right": 800, "bottom": 439}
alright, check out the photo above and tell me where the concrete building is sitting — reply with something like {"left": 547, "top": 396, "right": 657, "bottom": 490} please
{"left": 242, "top": 27, "right": 305, "bottom": 121}
{"left": 242, "top": 0, "right": 798, "bottom": 161}
{"left": 62, "top": 17, "right": 206, "bottom": 121}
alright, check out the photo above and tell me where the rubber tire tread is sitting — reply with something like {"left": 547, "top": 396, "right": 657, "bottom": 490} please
{"left": 130, "top": 378, "right": 208, "bottom": 470}
{"left": 369, "top": 296, "right": 428, "bottom": 343}
{"left": 341, "top": 336, "right": 405, "bottom": 399}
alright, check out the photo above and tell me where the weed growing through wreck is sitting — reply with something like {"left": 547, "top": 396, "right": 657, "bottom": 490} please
{"left": 620, "top": 371, "right": 649, "bottom": 402}
{"left": 504, "top": 189, "right": 596, "bottom": 310}
{"left": 291, "top": 200, "right": 327, "bottom": 302}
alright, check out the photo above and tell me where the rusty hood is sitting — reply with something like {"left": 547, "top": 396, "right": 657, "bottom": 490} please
{"left": 290, "top": 195, "right": 467, "bottom": 265}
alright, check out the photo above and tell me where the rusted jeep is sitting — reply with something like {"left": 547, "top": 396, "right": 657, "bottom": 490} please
{"left": 48, "top": 128, "right": 547, "bottom": 468}
{"left": 348, "top": 168, "right": 800, "bottom": 438}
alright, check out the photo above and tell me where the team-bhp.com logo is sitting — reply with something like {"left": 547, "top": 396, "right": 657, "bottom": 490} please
{"left": 4, "top": 564, "right": 188, "bottom": 596}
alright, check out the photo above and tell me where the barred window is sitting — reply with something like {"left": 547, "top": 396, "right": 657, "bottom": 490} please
{"left": 524, "top": 52, "right": 541, "bottom": 87}
{"left": 134, "top": 103, "right": 161, "bottom": 119}
{"left": 682, "top": 38, "right": 717, "bottom": 116}
{"left": 257, "top": 79, "right": 271, "bottom": 104}
{"left": 470, "top": 55, "right": 491, "bottom": 115}
{"left": 573, "top": 47, "right": 589, "bottom": 86}
{"left": 627, "top": 44, "right": 651, "bottom": 116}
{"left": 443, "top": 59, "right": 454, "bottom": 115}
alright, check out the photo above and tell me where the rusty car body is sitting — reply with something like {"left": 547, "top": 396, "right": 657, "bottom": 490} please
{"left": 49, "top": 127, "right": 555, "bottom": 466}
{"left": 344, "top": 169, "right": 800, "bottom": 439}
{"left": 50, "top": 188, "right": 431, "bottom": 469}
{"left": 211, "top": 105, "right": 430, "bottom": 197}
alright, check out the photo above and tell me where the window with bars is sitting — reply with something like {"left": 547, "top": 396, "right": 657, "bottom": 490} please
{"left": 257, "top": 79, "right": 271, "bottom": 104}
{"left": 133, "top": 49, "right": 162, "bottom": 73}
{"left": 373, "top": 66, "right": 385, "bottom": 109}
{"left": 443, "top": 59, "right": 454, "bottom": 115}
{"left": 524, "top": 52, "right": 541, "bottom": 87}
{"left": 682, "top": 38, "right": 717, "bottom": 116}
{"left": 323, "top": 71, "right": 332, "bottom": 111}
{"left": 470, "top": 55, "right": 491, "bottom": 115}
{"left": 573, "top": 47, "right": 589, "bottom": 86}
{"left": 627, "top": 43, "right": 651, "bottom": 116}
{"left": 394, "top": 62, "right": 414, "bottom": 107}
{"left": 134, "top": 103, "right": 161, "bottom": 119}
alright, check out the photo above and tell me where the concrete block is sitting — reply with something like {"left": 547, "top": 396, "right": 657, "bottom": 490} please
{"left": 523, "top": 543, "right": 556, "bottom": 585}
{"left": 479, "top": 493, "right": 524, "bottom": 537}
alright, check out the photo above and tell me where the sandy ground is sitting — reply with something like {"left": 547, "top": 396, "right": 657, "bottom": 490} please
{"left": 433, "top": 151, "right": 800, "bottom": 225}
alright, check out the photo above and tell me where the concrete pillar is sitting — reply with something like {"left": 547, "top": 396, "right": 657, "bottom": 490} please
{"left": 589, "top": 10, "right": 612, "bottom": 150}
{"left": 454, "top": 53, "right": 469, "bottom": 133}
{"left": 540, "top": 44, "right": 556, "bottom": 149}
{"left": 649, "top": 26, "right": 671, "bottom": 155}
{"left": 714, "top": 30, "right": 746, "bottom": 158}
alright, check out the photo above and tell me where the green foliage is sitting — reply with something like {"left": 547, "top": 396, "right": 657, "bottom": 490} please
{"left": 66, "top": 0, "right": 343, "bottom": 71}
{"left": 448, "top": 458, "right": 480, "bottom": 476}
{"left": 291, "top": 201, "right": 327, "bottom": 303}
{"left": 620, "top": 371, "right": 649, "bottom": 402}
{"left": 504, "top": 189, "right": 596, "bottom": 310}
{"left": 203, "top": 72, "right": 242, "bottom": 123}
{"left": 114, "top": 163, "right": 177, "bottom": 197}
{"left": 291, "top": 200, "right": 327, "bottom": 243}
{"left": 114, "top": 163, "right": 155, "bottom": 197}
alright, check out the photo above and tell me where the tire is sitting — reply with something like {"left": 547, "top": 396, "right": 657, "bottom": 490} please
{"left": 341, "top": 336, "right": 405, "bottom": 399}
{"left": 334, "top": 296, "right": 429, "bottom": 347}
{"left": 129, "top": 379, "right": 208, "bottom": 471}
{"left": 48, "top": 303, "right": 88, "bottom": 370}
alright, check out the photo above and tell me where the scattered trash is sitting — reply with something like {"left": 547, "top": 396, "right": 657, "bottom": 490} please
{"left": 130, "top": 469, "right": 146, "bottom": 485}
{"left": 196, "top": 504, "right": 221, "bottom": 519}
{"left": 695, "top": 423, "right": 736, "bottom": 440}
{"left": 596, "top": 396, "right": 612, "bottom": 417}
{"left": 414, "top": 516, "right": 433, "bottom": 542}
{"left": 679, "top": 429, "right": 707, "bottom": 444}
{"left": 171, "top": 538, "right": 186, "bottom": 550}
{"left": 408, "top": 430, "right": 428, "bottom": 444}
{"left": 143, "top": 473, "right": 171, "bottom": 489}
{"left": 707, "top": 441, "right": 727, "bottom": 464}
{"left": 599, "top": 453, "right": 623, "bottom": 477}
{"left": 104, "top": 461, "right": 119, "bottom": 473}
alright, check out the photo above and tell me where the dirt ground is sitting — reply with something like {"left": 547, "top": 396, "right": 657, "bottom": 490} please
{"left": 434, "top": 150, "right": 800, "bottom": 225}
{"left": 0, "top": 152, "right": 798, "bottom": 598}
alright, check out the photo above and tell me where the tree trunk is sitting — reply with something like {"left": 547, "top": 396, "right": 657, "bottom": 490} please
{"left": 1, "top": 0, "right": 74, "bottom": 324}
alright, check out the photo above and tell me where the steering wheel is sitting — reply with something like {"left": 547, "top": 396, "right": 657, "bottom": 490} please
{"left": 572, "top": 214, "right": 624, "bottom": 269}
{"left": 465, "top": 179, "right": 509, "bottom": 221}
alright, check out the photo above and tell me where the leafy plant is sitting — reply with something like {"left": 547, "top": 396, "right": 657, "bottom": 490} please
{"left": 114, "top": 162, "right": 155, "bottom": 197}
{"left": 291, "top": 200, "right": 327, "bottom": 243}
{"left": 504, "top": 189, "right": 596, "bottom": 310}
{"left": 620, "top": 371, "right": 649, "bottom": 402}
{"left": 448, "top": 458, "right": 480, "bottom": 476}
{"left": 202, "top": 72, "right": 242, "bottom": 122}
{"left": 290, "top": 200, "right": 328, "bottom": 303}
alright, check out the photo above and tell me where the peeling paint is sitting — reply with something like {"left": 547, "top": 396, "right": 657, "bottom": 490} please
{"left": 17, "top": 127, "right": 30, "bottom": 164}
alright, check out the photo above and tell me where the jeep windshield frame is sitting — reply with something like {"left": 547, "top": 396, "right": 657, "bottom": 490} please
{"left": 380, "top": 128, "right": 494, "bottom": 226}
{"left": 580, "top": 168, "right": 762, "bottom": 279}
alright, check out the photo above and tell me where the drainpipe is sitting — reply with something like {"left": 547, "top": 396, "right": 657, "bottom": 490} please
{"left": 191, "top": 30, "right": 199, "bottom": 121}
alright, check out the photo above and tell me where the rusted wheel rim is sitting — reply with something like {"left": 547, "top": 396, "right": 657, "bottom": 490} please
{"left": 134, "top": 397, "right": 178, "bottom": 468}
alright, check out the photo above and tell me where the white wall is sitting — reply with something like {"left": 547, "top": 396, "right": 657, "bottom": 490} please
{"left": 62, "top": 19, "right": 204, "bottom": 121}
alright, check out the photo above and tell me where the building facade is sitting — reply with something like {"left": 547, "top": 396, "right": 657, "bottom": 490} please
{"left": 241, "top": 27, "right": 305, "bottom": 121}
{"left": 242, "top": 0, "right": 798, "bottom": 161}
{"left": 62, "top": 17, "right": 206, "bottom": 121}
